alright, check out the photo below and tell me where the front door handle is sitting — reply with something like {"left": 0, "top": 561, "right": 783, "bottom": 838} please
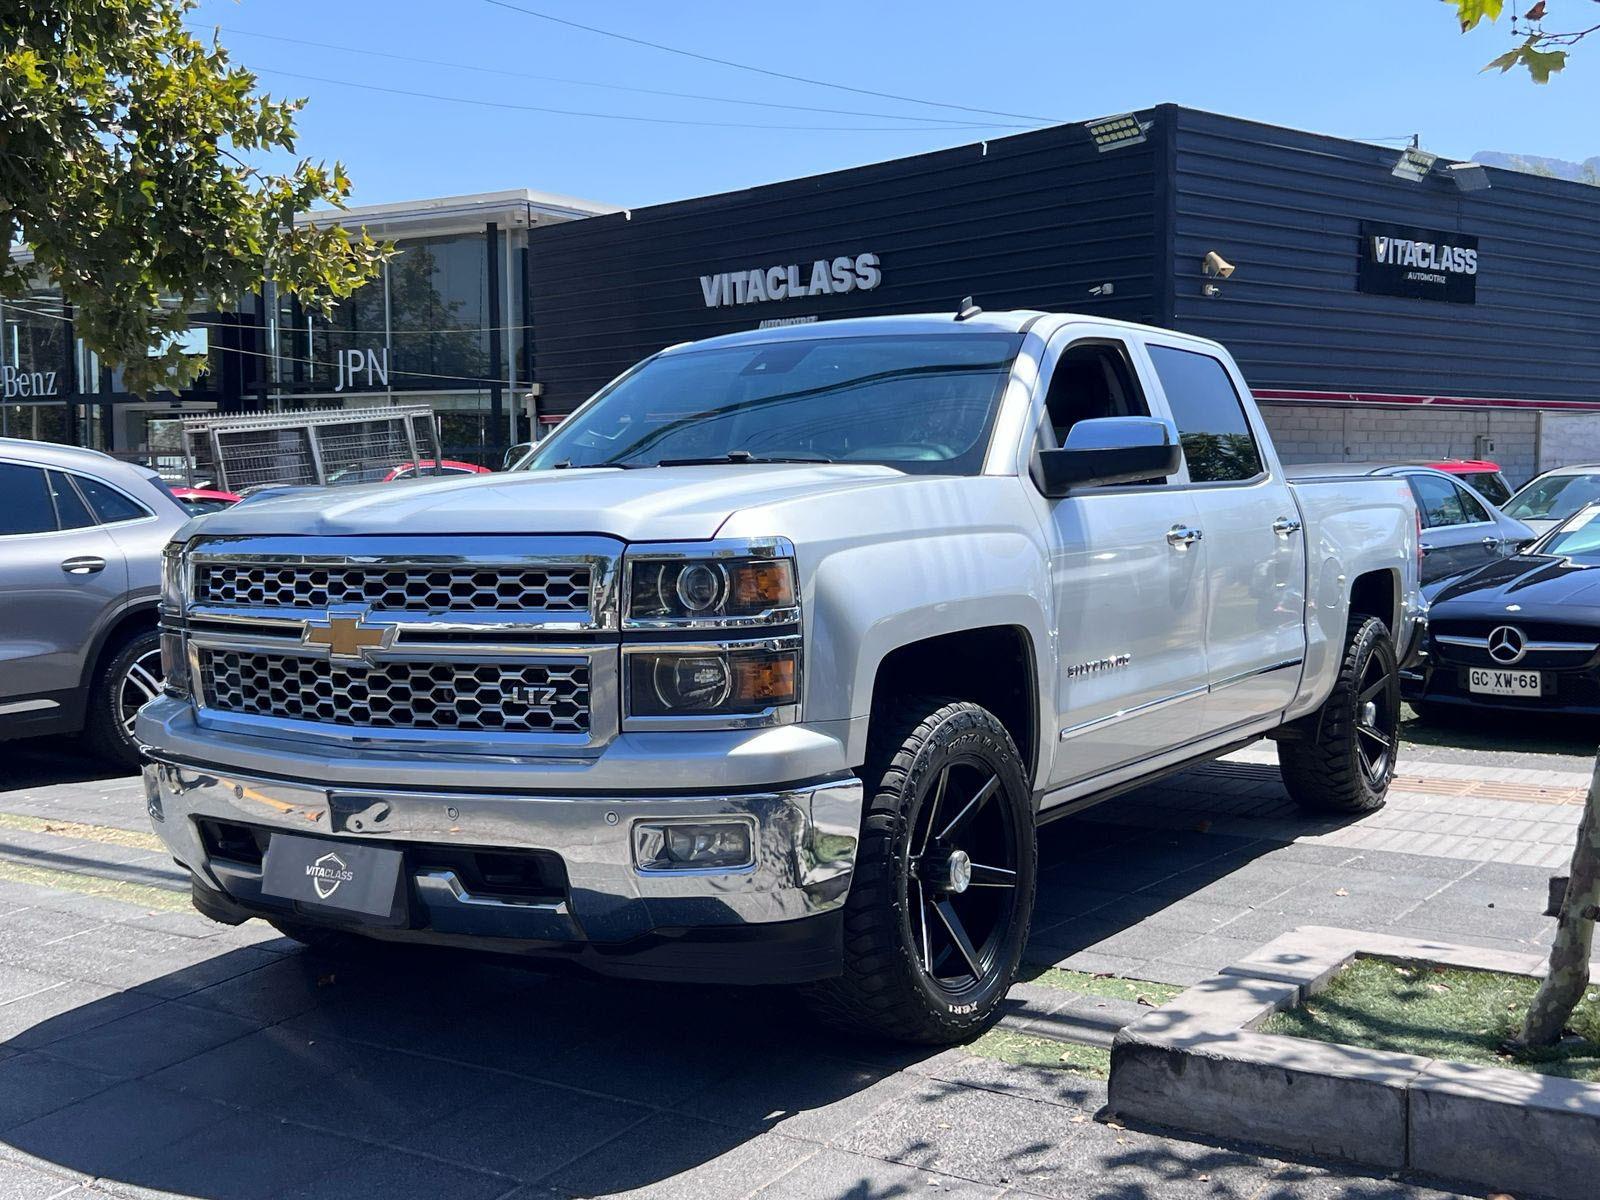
{"left": 1481, "top": 536, "right": 1499, "bottom": 548}
{"left": 1419, "top": 542, "right": 1435, "bottom": 555}
{"left": 60, "top": 556, "right": 106, "bottom": 576}
{"left": 1166, "top": 524, "right": 1203, "bottom": 549}
{"left": 1272, "top": 516, "right": 1303, "bottom": 537}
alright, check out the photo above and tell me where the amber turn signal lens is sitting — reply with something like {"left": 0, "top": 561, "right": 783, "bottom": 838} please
{"left": 729, "top": 560, "right": 795, "bottom": 609}
{"left": 731, "top": 653, "right": 797, "bottom": 706}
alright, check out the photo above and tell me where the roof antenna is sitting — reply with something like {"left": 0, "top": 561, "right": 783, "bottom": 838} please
{"left": 954, "top": 296, "right": 982, "bottom": 322}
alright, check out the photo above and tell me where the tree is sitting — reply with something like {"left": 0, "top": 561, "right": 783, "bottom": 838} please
{"left": 1447, "top": 0, "right": 1598, "bottom": 82}
{"left": 1520, "top": 762, "right": 1600, "bottom": 1047}
{"left": 1, "top": 0, "right": 387, "bottom": 394}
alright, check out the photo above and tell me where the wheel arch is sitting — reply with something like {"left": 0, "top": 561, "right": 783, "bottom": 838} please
{"left": 865, "top": 625, "right": 1041, "bottom": 785}
{"left": 80, "top": 600, "right": 159, "bottom": 691}
{"left": 1348, "top": 567, "right": 1401, "bottom": 636}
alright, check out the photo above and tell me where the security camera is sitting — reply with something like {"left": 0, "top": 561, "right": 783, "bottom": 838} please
{"left": 1202, "top": 251, "right": 1235, "bottom": 279}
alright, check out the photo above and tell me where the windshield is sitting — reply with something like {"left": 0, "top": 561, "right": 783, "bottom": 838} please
{"left": 1533, "top": 504, "right": 1600, "bottom": 560}
{"left": 523, "top": 333, "right": 1024, "bottom": 474}
{"left": 1505, "top": 472, "right": 1600, "bottom": 521}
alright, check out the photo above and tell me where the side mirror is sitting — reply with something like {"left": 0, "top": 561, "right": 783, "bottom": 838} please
{"left": 1032, "top": 416, "right": 1182, "bottom": 498}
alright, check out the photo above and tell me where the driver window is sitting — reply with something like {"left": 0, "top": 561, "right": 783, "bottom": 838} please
{"left": 1042, "top": 342, "right": 1151, "bottom": 447}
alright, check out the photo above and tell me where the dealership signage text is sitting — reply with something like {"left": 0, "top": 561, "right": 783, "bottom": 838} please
{"left": 1, "top": 366, "right": 60, "bottom": 400}
{"left": 1357, "top": 221, "right": 1478, "bottom": 304}
{"left": 700, "top": 253, "right": 882, "bottom": 308}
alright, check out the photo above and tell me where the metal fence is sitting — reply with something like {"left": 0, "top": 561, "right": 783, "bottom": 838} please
{"left": 181, "top": 405, "right": 444, "bottom": 492}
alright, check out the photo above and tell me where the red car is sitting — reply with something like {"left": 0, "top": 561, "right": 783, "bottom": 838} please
{"left": 1424, "top": 459, "right": 1513, "bottom": 506}
{"left": 169, "top": 485, "right": 241, "bottom": 516}
{"left": 384, "top": 459, "right": 491, "bottom": 482}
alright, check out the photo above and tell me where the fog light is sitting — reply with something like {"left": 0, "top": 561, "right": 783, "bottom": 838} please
{"left": 633, "top": 820, "right": 755, "bottom": 872}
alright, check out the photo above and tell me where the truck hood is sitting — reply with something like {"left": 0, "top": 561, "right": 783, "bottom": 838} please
{"left": 187, "top": 463, "right": 906, "bottom": 543}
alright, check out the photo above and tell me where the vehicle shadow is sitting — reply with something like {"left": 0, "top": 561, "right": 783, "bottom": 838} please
{"left": 1402, "top": 707, "right": 1599, "bottom": 760}
{"left": 2, "top": 736, "right": 130, "bottom": 789}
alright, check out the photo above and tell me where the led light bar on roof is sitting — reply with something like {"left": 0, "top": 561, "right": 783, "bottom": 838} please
{"left": 1391, "top": 147, "right": 1438, "bottom": 182}
{"left": 1085, "top": 113, "right": 1149, "bottom": 152}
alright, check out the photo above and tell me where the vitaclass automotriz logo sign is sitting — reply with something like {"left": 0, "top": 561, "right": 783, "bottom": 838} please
{"left": 1357, "top": 220, "right": 1478, "bottom": 304}
{"left": 699, "top": 253, "right": 882, "bottom": 308}
{"left": 307, "top": 851, "right": 355, "bottom": 900}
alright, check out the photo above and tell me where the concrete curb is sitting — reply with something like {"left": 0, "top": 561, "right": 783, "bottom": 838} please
{"left": 1108, "top": 925, "right": 1597, "bottom": 1200}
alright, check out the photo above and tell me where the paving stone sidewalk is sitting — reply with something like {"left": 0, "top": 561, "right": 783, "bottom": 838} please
{"left": 0, "top": 725, "right": 1591, "bottom": 1199}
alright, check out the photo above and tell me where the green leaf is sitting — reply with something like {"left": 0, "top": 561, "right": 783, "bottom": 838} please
{"left": 1483, "top": 36, "right": 1570, "bottom": 82}
{"left": 1452, "top": 0, "right": 1506, "bottom": 32}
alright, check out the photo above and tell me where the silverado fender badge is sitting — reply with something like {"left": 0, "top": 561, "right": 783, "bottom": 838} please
{"left": 1065, "top": 653, "right": 1132, "bottom": 679}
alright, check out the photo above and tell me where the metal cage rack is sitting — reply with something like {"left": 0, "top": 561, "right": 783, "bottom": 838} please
{"left": 181, "top": 405, "right": 445, "bottom": 493}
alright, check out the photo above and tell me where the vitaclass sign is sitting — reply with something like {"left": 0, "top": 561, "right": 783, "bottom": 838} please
{"left": 1357, "top": 221, "right": 1478, "bottom": 304}
{"left": 700, "top": 252, "right": 882, "bottom": 308}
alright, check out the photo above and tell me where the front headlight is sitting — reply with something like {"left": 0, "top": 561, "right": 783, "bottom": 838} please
{"left": 625, "top": 640, "right": 800, "bottom": 720}
{"left": 623, "top": 541, "right": 797, "bottom": 628}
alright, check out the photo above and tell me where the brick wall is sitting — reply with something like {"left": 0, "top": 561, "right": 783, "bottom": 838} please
{"left": 1258, "top": 404, "right": 1539, "bottom": 488}
{"left": 1537, "top": 413, "right": 1600, "bottom": 474}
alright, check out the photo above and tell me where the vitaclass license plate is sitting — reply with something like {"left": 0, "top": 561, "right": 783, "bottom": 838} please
{"left": 260, "top": 833, "right": 404, "bottom": 917}
{"left": 1467, "top": 668, "right": 1542, "bottom": 698}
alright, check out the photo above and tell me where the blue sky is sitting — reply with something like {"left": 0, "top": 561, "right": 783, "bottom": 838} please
{"left": 189, "top": 0, "right": 1600, "bottom": 209}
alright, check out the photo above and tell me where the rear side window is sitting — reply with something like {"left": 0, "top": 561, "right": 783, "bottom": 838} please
{"left": 1453, "top": 483, "right": 1491, "bottom": 524}
{"left": 1147, "top": 346, "right": 1264, "bottom": 483}
{"left": 47, "top": 471, "right": 96, "bottom": 529}
{"left": 73, "top": 475, "right": 151, "bottom": 524}
{"left": 1410, "top": 474, "right": 1480, "bottom": 528}
{"left": 0, "top": 463, "right": 57, "bottom": 535}
{"left": 1465, "top": 472, "right": 1511, "bottom": 506}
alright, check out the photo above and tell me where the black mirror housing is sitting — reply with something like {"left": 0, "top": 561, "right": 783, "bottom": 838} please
{"left": 1033, "top": 416, "right": 1182, "bottom": 497}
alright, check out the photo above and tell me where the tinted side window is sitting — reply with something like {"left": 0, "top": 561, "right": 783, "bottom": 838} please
{"left": 47, "top": 471, "right": 96, "bottom": 529}
{"left": 0, "top": 463, "right": 57, "bottom": 535}
{"left": 1147, "top": 346, "right": 1264, "bottom": 483}
{"left": 73, "top": 475, "right": 150, "bottom": 524}
{"left": 1453, "top": 483, "right": 1491, "bottom": 524}
{"left": 1410, "top": 474, "right": 1471, "bottom": 528}
{"left": 1043, "top": 342, "right": 1151, "bottom": 444}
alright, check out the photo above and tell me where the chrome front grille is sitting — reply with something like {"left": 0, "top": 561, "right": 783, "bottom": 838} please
{"left": 200, "top": 648, "right": 591, "bottom": 735}
{"left": 182, "top": 535, "right": 622, "bottom": 751}
{"left": 193, "top": 562, "right": 592, "bottom": 614}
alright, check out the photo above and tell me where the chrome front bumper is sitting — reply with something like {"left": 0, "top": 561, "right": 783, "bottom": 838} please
{"left": 142, "top": 754, "right": 861, "bottom": 961}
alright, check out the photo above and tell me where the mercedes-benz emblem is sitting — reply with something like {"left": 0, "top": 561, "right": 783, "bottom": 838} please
{"left": 1486, "top": 625, "right": 1526, "bottom": 665}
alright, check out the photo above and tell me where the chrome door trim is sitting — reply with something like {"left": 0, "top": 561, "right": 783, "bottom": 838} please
{"left": 1059, "top": 685, "right": 1207, "bottom": 741}
{"left": 1208, "top": 658, "right": 1305, "bottom": 692}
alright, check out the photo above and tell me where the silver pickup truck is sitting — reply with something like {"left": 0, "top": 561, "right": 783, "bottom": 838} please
{"left": 139, "top": 312, "right": 1421, "bottom": 1043}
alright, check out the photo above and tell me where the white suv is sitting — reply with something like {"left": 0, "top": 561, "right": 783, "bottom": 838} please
{"left": 0, "top": 438, "right": 187, "bottom": 768}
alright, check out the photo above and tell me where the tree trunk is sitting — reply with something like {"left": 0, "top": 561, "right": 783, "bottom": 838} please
{"left": 1522, "top": 760, "right": 1600, "bottom": 1048}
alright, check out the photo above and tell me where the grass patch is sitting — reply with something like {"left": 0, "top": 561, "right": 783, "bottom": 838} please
{"left": 1025, "top": 966, "right": 1184, "bottom": 1006}
{"left": 0, "top": 810, "right": 165, "bottom": 852}
{"left": 0, "top": 858, "right": 190, "bottom": 912}
{"left": 964, "top": 1026, "right": 1112, "bottom": 1077}
{"left": 1262, "top": 956, "right": 1600, "bottom": 1082}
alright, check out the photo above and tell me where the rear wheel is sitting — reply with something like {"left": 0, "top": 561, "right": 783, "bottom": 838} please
{"left": 1278, "top": 616, "right": 1400, "bottom": 813}
{"left": 804, "top": 698, "right": 1036, "bottom": 1044}
{"left": 85, "top": 630, "right": 162, "bottom": 771}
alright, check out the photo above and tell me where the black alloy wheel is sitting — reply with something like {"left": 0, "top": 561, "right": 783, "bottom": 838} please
{"left": 1352, "top": 648, "right": 1399, "bottom": 789}
{"left": 804, "top": 698, "right": 1036, "bottom": 1044}
{"left": 907, "top": 759, "right": 1023, "bottom": 996}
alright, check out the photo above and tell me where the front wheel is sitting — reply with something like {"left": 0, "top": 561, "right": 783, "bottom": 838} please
{"left": 804, "top": 698, "right": 1036, "bottom": 1044}
{"left": 85, "top": 630, "right": 163, "bottom": 771}
{"left": 1278, "top": 616, "right": 1400, "bottom": 813}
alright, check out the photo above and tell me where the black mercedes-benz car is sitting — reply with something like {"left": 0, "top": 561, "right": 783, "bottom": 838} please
{"left": 1410, "top": 503, "right": 1600, "bottom": 717}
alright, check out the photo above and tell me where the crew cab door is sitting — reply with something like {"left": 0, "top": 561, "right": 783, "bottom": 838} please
{"left": 1140, "top": 341, "right": 1307, "bottom": 733}
{"left": 1025, "top": 335, "right": 1209, "bottom": 787}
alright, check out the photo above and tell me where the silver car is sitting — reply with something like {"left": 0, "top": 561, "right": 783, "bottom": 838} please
{"left": 1502, "top": 464, "right": 1600, "bottom": 539}
{"left": 1288, "top": 463, "right": 1534, "bottom": 596}
{"left": 0, "top": 438, "right": 187, "bottom": 767}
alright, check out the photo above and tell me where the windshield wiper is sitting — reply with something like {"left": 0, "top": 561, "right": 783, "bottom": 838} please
{"left": 651, "top": 451, "right": 834, "bottom": 467}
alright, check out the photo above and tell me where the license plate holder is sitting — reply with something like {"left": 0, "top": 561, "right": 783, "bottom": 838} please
{"left": 1466, "top": 667, "right": 1543, "bottom": 698}
{"left": 261, "top": 833, "right": 405, "bottom": 918}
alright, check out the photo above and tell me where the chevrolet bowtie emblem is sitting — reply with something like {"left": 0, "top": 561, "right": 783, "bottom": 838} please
{"left": 303, "top": 610, "right": 396, "bottom": 660}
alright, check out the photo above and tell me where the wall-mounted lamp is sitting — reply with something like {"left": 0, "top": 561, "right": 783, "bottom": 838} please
{"left": 1201, "top": 251, "right": 1234, "bottom": 298}
{"left": 1448, "top": 162, "right": 1492, "bottom": 193}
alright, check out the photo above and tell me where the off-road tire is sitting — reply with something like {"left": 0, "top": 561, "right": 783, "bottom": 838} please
{"left": 1278, "top": 616, "right": 1399, "bottom": 813}
{"left": 803, "top": 697, "right": 1036, "bottom": 1044}
{"left": 84, "top": 629, "right": 162, "bottom": 771}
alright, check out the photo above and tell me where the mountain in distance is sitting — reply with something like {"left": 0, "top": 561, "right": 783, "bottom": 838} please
{"left": 1471, "top": 150, "right": 1600, "bottom": 184}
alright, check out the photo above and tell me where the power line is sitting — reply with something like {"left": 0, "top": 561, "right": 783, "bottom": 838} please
{"left": 478, "top": 0, "right": 1062, "bottom": 125}
{"left": 204, "top": 25, "right": 1009, "bottom": 127}
{"left": 252, "top": 66, "right": 1020, "bottom": 132}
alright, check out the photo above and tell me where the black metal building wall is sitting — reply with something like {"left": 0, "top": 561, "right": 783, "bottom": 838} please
{"left": 1164, "top": 106, "right": 1600, "bottom": 404}
{"left": 526, "top": 118, "right": 1162, "bottom": 414}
